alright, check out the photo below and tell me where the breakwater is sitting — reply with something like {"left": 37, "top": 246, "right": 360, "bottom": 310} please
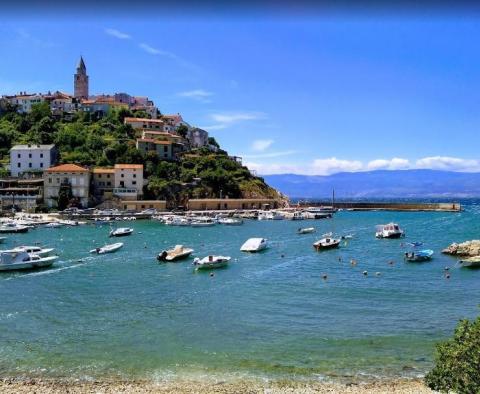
{"left": 302, "top": 201, "right": 461, "bottom": 212}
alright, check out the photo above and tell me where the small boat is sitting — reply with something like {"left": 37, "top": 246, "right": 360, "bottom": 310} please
{"left": 258, "top": 211, "right": 285, "bottom": 220}
{"left": 313, "top": 237, "right": 341, "bottom": 250}
{"left": 90, "top": 242, "right": 124, "bottom": 254}
{"left": 9, "top": 246, "right": 54, "bottom": 256}
{"left": 298, "top": 227, "right": 316, "bottom": 234}
{"left": 190, "top": 219, "right": 215, "bottom": 227}
{"left": 375, "top": 223, "right": 405, "bottom": 239}
{"left": 0, "top": 251, "right": 58, "bottom": 271}
{"left": 459, "top": 256, "right": 480, "bottom": 268}
{"left": 45, "top": 222, "right": 64, "bottom": 228}
{"left": 193, "top": 255, "right": 230, "bottom": 270}
{"left": 157, "top": 245, "right": 194, "bottom": 262}
{"left": 407, "top": 241, "right": 423, "bottom": 247}
{"left": 109, "top": 227, "right": 133, "bottom": 237}
{"left": 218, "top": 218, "right": 243, "bottom": 225}
{"left": 165, "top": 217, "right": 190, "bottom": 226}
{"left": 404, "top": 249, "right": 434, "bottom": 262}
{"left": 0, "top": 224, "right": 29, "bottom": 233}
{"left": 240, "top": 238, "right": 268, "bottom": 252}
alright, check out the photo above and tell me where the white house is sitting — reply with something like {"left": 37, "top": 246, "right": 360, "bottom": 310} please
{"left": 10, "top": 144, "right": 58, "bottom": 177}
{"left": 4, "top": 93, "right": 45, "bottom": 113}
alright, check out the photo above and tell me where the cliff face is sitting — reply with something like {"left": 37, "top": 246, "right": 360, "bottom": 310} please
{"left": 442, "top": 240, "right": 480, "bottom": 257}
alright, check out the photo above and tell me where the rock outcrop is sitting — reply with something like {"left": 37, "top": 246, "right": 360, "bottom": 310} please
{"left": 442, "top": 240, "right": 480, "bottom": 257}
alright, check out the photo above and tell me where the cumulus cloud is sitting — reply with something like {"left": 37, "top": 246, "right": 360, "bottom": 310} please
{"left": 415, "top": 156, "right": 480, "bottom": 172}
{"left": 105, "top": 28, "right": 131, "bottom": 40}
{"left": 367, "top": 157, "right": 410, "bottom": 170}
{"left": 312, "top": 157, "right": 363, "bottom": 175}
{"left": 251, "top": 139, "right": 274, "bottom": 152}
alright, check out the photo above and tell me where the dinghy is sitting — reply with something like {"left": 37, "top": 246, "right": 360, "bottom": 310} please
{"left": 157, "top": 245, "right": 194, "bottom": 262}
{"left": 404, "top": 249, "right": 434, "bottom": 262}
{"left": 109, "top": 227, "right": 133, "bottom": 237}
{"left": 90, "top": 242, "right": 124, "bottom": 254}
{"left": 297, "top": 227, "right": 316, "bottom": 234}
{"left": 240, "top": 238, "right": 268, "bottom": 252}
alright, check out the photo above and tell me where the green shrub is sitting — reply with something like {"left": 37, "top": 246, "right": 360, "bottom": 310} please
{"left": 425, "top": 314, "right": 480, "bottom": 393}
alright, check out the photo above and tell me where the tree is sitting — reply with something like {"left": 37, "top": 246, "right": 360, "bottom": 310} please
{"left": 425, "top": 314, "right": 480, "bottom": 393}
{"left": 57, "top": 183, "right": 73, "bottom": 211}
{"left": 177, "top": 124, "right": 188, "bottom": 138}
{"left": 207, "top": 136, "right": 219, "bottom": 148}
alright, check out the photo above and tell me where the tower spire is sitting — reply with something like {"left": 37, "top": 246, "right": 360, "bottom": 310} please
{"left": 74, "top": 56, "right": 89, "bottom": 99}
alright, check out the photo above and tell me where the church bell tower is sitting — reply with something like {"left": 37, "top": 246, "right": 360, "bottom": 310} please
{"left": 74, "top": 56, "right": 89, "bottom": 99}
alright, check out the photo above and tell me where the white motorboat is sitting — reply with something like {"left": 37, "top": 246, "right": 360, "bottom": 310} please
{"left": 45, "top": 222, "right": 64, "bottom": 228}
{"left": 157, "top": 245, "right": 194, "bottom": 262}
{"left": 375, "top": 223, "right": 405, "bottom": 239}
{"left": 218, "top": 218, "right": 243, "bottom": 225}
{"left": 109, "top": 227, "right": 133, "bottom": 237}
{"left": 240, "top": 238, "right": 268, "bottom": 252}
{"left": 190, "top": 218, "right": 215, "bottom": 227}
{"left": 193, "top": 255, "right": 231, "bottom": 270}
{"left": 258, "top": 211, "right": 284, "bottom": 220}
{"left": 0, "top": 223, "right": 29, "bottom": 233}
{"left": 313, "top": 237, "right": 341, "bottom": 250}
{"left": 298, "top": 227, "right": 316, "bottom": 234}
{"left": 459, "top": 256, "right": 480, "bottom": 268}
{"left": 165, "top": 216, "right": 191, "bottom": 226}
{"left": 90, "top": 242, "right": 124, "bottom": 254}
{"left": 0, "top": 251, "right": 58, "bottom": 271}
{"left": 9, "top": 246, "right": 54, "bottom": 256}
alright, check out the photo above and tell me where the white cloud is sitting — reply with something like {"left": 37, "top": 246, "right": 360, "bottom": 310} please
{"left": 105, "top": 28, "right": 131, "bottom": 40}
{"left": 251, "top": 139, "right": 274, "bottom": 152}
{"left": 177, "top": 89, "right": 213, "bottom": 103}
{"left": 201, "top": 111, "right": 267, "bottom": 131}
{"left": 415, "top": 156, "right": 480, "bottom": 172}
{"left": 139, "top": 43, "right": 162, "bottom": 55}
{"left": 244, "top": 161, "right": 304, "bottom": 175}
{"left": 367, "top": 157, "right": 410, "bottom": 170}
{"left": 210, "top": 112, "right": 266, "bottom": 124}
{"left": 243, "top": 150, "right": 298, "bottom": 159}
{"left": 312, "top": 157, "right": 364, "bottom": 176}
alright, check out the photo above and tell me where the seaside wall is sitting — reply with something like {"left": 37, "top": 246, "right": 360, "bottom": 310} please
{"left": 187, "top": 198, "right": 279, "bottom": 211}
{"left": 301, "top": 201, "right": 461, "bottom": 212}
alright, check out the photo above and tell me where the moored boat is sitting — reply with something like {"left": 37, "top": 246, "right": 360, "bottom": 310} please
{"left": 240, "top": 238, "right": 268, "bottom": 252}
{"left": 0, "top": 223, "right": 29, "bottom": 233}
{"left": 459, "top": 256, "right": 480, "bottom": 268}
{"left": 313, "top": 237, "right": 341, "bottom": 250}
{"left": 9, "top": 246, "right": 54, "bottom": 256}
{"left": 0, "top": 251, "right": 58, "bottom": 271}
{"left": 157, "top": 245, "right": 194, "bottom": 262}
{"left": 109, "top": 227, "right": 133, "bottom": 237}
{"left": 404, "top": 249, "right": 434, "bottom": 262}
{"left": 298, "top": 227, "right": 316, "bottom": 234}
{"left": 218, "top": 218, "right": 243, "bottom": 225}
{"left": 193, "top": 255, "right": 230, "bottom": 270}
{"left": 90, "top": 242, "right": 124, "bottom": 254}
{"left": 375, "top": 223, "right": 404, "bottom": 239}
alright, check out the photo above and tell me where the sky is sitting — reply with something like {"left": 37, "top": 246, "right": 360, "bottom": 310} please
{"left": 1, "top": 5, "right": 480, "bottom": 176}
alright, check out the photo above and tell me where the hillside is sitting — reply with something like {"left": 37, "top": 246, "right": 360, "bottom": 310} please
{"left": 264, "top": 170, "right": 480, "bottom": 199}
{"left": 0, "top": 102, "right": 281, "bottom": 202}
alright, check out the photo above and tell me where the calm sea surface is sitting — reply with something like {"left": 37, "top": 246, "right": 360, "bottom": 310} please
{"left": 1, "top": 202, "right": 480, "bottom": 382}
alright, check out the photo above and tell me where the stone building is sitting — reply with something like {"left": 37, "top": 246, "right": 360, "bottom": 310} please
{"left": 10, "top": 144, "right": 58, "bottom": 177}
{"left": 44, "top": 164, "right": 90, "bottom": 208}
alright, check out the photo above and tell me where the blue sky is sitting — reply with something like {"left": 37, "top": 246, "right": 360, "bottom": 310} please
{"left": 1, "top": 13, "right": 479, "bottom": 175}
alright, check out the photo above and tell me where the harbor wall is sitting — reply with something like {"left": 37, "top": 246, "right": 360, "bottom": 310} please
{"left": 300, "top": 201, "right": 461, "bottom": 212}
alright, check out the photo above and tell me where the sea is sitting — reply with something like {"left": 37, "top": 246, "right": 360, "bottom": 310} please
{"left": 1, "top": 201, "right": 480, "bottom": 383}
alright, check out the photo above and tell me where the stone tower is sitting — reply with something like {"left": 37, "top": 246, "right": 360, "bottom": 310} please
{"left": 74, "top": 56, "right": 89, "bottom": 99}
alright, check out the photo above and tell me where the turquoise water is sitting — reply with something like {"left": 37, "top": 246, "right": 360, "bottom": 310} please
{"left": 1, "top": 204, "right": 480, "bottom": 382}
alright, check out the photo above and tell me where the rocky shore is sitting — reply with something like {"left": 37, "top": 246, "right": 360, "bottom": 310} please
{"left": 442, "top": 239, "right": 480, "bottom": 257}
{"left": 0, "top": 378, "right": 434, "bottom": 393}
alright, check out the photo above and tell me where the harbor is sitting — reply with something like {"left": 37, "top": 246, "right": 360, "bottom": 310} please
{"left": 0, "top": 201, "right": 479, "bottom": 386}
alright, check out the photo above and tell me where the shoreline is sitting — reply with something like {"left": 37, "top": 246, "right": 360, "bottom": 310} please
{"left": 0, "top": 377, "right": 434, "bottom": 393}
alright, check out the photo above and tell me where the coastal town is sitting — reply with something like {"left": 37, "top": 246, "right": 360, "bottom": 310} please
{"left": 0, "top": 57, "right": 280, "bottom": 213}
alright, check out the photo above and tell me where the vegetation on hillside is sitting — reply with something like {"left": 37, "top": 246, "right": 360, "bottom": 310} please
{"left": 425, "top": 313, "right": 480, "bottom": 393}
{"left": 0, "top": 103, "right": 281, "bottom": 202}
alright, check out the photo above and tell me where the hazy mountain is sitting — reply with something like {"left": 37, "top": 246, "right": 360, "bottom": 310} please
{"left": 263, "top": 170, "right": 480, "bottom": 199}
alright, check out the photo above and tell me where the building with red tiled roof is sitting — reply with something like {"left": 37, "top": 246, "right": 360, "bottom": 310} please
{"left": 44, "top": 164, "right": 90, "bottom": 208}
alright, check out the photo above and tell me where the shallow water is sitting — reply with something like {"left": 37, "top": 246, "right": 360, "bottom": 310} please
{"left": 1, "top": 203, "right": 480, "bottom": 382}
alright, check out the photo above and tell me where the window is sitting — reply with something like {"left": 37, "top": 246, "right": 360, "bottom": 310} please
{"left": 48, "top": 178, "right": 52, "bottom": 183}
{"left": 17, "top": 154, "right": 21, "bottom": 158}
{"left": 17, "top": 163, "right": 21, "bottom": 168}
{"left": 133, "top": 174, "right": 136, "bottom": 178}
{"left": 164, "top": 146, "right": 168, "bottom": 152}
{"left": 29, "top": 163, "right": 32, "bottom": 168}
{"left": 141, "top": 205, "right": 145, "bottom": 209}
{"left": 40, "top": 163, "right": 43, "bottom": 168}
{"left": 107, "top": 182, "right": 111, "bottom": 186}
{"left": 40, "top": 153, "right": 43, "bottom": 158}
{"left": 107, "top": 174, "right": 110, "bottom": 178}
{"left": 29, "top": 153, "right": 32, "bottom": 158}
{"left": 57, "top": 178, "right": 60, "bottom": 183}
{"left": 98, "top": 174, "right": 102, "bottom": 178}
{"left": 132, "top": 181, "right": 136, "bottom": 185}
{"left": 121, "top": 174, "right": 124, "bottom": 178}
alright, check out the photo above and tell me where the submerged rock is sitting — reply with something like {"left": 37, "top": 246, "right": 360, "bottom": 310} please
{"left": 442, "top": 240, "right": 480, "bottom": 257}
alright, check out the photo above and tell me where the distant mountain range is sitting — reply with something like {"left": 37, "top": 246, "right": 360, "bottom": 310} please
{"left": 263, "top": 170, "right": 480, "bottom": 199}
